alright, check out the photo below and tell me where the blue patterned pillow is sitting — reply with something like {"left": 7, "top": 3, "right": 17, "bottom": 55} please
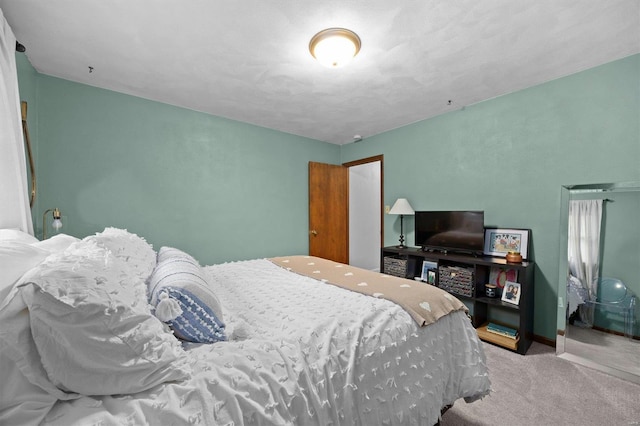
{"left": 148, "top": 247, "right": 226, "bottom": 343}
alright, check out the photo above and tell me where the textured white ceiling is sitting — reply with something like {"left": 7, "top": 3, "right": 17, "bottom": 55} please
{"left": 1, "top": 0, "right": 639, "bottom": 144}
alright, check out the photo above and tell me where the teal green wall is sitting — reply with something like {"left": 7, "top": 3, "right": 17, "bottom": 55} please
{"left": 16, "top": 57, "right": 340, "bottom": 264}
{"left": 342, "top": 54, "right": 640, "bottom": 340}
{"left": 17, "top": 52, "right": 639, "bottom": 340}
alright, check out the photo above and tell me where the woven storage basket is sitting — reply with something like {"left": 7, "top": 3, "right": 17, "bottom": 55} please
{"left": 438, "top": 264, "right": 474, "bottom": 297}
{"left": 383, "top": 256, "right": 408, "bottom": 278}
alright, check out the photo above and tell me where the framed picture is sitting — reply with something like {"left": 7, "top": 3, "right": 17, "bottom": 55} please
{"left": 501, "top": 281, "right": 521, "bottom": 305}
{"left": 427, "top": 269, "right": 437, "bottom": 285}
{"left": 483, "top": 228, "right": 530, "bottom": 259}
{"left": 488, "top": 267, "right": 518, "bottom": 289}
{"left": 420, "top": 260, "right": 437, "bottom": 283}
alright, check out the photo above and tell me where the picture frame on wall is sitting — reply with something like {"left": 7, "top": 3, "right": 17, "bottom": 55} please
{"left": 501, "top": 280, "right": 521, "bottom": 305}
{"left": 483, "top": 228, "right": 530, "bottom": 259}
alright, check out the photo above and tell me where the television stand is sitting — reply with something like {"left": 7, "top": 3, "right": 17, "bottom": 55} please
{"left": 380, "top": 246, "right": 535, "bottom": 355}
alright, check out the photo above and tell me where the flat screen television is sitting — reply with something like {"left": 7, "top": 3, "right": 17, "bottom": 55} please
{"left": 415, "top": 211, "right": 485, "bottom": 255}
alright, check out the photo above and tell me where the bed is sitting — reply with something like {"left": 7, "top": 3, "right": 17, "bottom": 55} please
{"left": 0, "top": 228, "right": 490, "bottom": 425}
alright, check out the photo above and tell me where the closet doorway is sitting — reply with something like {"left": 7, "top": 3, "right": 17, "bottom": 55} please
{"left": 308, "top": 156, "right": 383, "bottom": 270}
{"left": 345, "top": 156, "right": 383, "bottom": 271}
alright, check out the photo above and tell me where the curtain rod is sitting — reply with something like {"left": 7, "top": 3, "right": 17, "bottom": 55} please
{"left": 16, "top": 41, "right": 25, "bottom": 52}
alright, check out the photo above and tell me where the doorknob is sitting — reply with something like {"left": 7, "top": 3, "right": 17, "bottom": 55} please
{"left": 310, "top": 229, "right": 318, "bottom": 236}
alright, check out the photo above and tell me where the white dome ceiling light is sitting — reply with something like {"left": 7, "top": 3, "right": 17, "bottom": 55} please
{"left": 309, "top": 28, "right": 361, "bottom": 68}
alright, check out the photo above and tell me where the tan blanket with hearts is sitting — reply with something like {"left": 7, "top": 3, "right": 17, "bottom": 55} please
{"left": 268, "top": 255, "right": 467, "bottom": 327}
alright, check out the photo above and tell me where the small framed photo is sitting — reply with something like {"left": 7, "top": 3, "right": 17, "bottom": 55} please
{"left": 501, "top": 281, "right": 521, "bottom": 305}
{"left": 420, "top": 260, "right": 437, "bottom": 283}
{"left": 484, "top": 228, "right": 530, "bottom": 259}
{"left": 427, "top": 269, "right": 437, "bottom": 285}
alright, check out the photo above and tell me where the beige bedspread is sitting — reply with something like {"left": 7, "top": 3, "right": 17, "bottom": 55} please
{"left": 268, "top": 255, "right": 467, "bottom": 327}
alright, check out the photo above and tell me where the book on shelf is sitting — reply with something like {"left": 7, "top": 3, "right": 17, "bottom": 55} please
{"left": 487, "top": 329, "right": 518, "bottom": 340}
{"left": 487, "top": 322, "right": 518, "bottom": 339}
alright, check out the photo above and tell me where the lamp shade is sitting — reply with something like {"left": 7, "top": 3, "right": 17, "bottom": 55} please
{"left": 389, "top": 198, "right": 414, "bottom": 215}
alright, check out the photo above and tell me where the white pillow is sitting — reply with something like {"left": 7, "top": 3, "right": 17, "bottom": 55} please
{"left": 0, "top": 242, "right": 51, "bottom": 305}
{"left": 0, "top": 229, "right": 39, "bottom": 244}
{"left": 148, "top": 247, "right": 226, "bottom": 343}
{"left": 0, "top": 280, "right": 82, "bottom": 402}
{"left": 84, "top": 227, "right": 157, "bottom": 283}
{"left": 0, "top": 345, "right": 59, "bottom": 426}
{"left": 31, "top": 234, "right": 79, "bottom": 253}
{"left": 156, "top": 245, "right": 195, "bottom": 263}
{"left": 84, "top": 227, "right": 157, "bottom": 306}
{"left": 0, "top": 240, "right": 190, "bottom": 396}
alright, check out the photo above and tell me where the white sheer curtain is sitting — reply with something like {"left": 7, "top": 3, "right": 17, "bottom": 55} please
{"left": 567, "top": 199, "right": 603, "bottom": 327}
{"left": 0, "top": 8, "right": 33, "bottom": 234}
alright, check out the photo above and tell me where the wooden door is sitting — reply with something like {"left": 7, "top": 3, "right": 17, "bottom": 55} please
{"left": 308, "top": 161, "right": 348, "bottom": 263}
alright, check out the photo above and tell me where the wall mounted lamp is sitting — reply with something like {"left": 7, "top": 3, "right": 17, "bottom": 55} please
{"left": 309, "top": 28, "right": 361, "bottom": 68}
{"left": 389, "top": 198, "right": 414, "bottom": 248}
{"left": 42, "top": 208, "right": 62, "bottom": 240}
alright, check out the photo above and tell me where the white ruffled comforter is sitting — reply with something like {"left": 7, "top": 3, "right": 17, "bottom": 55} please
{"left": 42, "top": 258, "right": 489, "bottom": 426}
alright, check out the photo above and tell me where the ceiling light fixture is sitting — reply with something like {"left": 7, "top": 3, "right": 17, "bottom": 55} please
{"left": 309, "top": 28, "right": 361, "bottom": 68}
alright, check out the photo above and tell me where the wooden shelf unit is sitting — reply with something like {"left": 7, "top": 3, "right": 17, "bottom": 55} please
{"left": 476, "top": 323, "right": 519, "bottom": 351}
{"left": 381, "top": 246, "right": 535, "bottom": 355}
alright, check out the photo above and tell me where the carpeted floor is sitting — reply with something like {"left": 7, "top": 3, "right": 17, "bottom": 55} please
{"left": 441, "top": 341, "right": 640, "bottom": 425}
